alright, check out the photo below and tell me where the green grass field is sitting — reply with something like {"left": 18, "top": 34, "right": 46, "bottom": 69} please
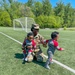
{"left": 0, "top": 27, "right": 75, "bottom": 75}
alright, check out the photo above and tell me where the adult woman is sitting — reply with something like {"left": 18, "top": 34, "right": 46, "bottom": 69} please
{"left": 22, "top": 24, "right": 45, "bottom": 62}
{"left": 31, "top": 24, "right": 45, "bottom": 62}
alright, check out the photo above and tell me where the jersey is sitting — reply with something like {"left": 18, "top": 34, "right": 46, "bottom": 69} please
{"left": 45, "top": 39, "right": 63, "bottom": 54}
{"left": 22, "top": 39, "right": 36, "bottom": 50}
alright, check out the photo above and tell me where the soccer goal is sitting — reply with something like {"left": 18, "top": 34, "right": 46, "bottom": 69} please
{"left": 13, "top": 17, "right": 35, "bottom": 32}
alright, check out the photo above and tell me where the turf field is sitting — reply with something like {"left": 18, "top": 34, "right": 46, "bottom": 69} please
{"left": 0, "top": 27, "right": 75, "bottom": 75}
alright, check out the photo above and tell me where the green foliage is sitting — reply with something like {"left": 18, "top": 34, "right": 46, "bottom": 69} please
{"left": 42, "top": 0, "right": 52, "bottom": 16}
{"left": 33, "top": 2, "right": 43, "bottom": 17}
{"left": 19, "top": 5, "right": 35, "bottom": 18}
{"left": 63, "top": 26, "right": 67, "bottom": 30}
{"left": 0, "top": 0, "right": 75, "bottom": 28}
{"left": 35, "top": 15, "right": 61, "bottom": 28}
{"left": 26, "top": 0, "right": 34, "bottom": 7}
{"left": 54, "top": 1, "right": 65, "bottom": 17}
{"left": 0, "top": 11, "right": 11, "bottom": 26}
{"left": 35, "top": 15, "right": 44, "bottom": 28}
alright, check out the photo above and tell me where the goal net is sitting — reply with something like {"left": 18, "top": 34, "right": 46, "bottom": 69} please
{"left": 13, "top": 17, "right": 35, "bottom": 32}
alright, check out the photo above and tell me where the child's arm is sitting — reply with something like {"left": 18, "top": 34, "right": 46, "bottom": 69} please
{"left": 56, "top": 46, "right": 64, "bottom": 51}
{"left": 32, "top": 40, "right": 37, "bottom": 51}
{"left": 42, "top": 40, "right": 49, "bottom": 47}
{"left": 22, "top": 43, "right": 25, "bottom": 49}
{"left": 27, "top": 45, "right": 32, "bottom": 49}
{"left": 53, "top": 40, "right": 64, "bottom": 51}
{"left": 22, "top": 39, "right": 26, "bottom": 50}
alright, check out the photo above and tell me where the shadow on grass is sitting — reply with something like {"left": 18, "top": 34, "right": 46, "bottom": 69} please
{"left": 32, "top": 60, "right": 45, "bottom": 68}
{"left": 14, "top": 53, "right": 26, "bottom": 64}
{"left": 14, "top": 53, "right": 46, "bottom": 67}
{"left": 14, "top": 53, "right": 23, "bottom": 59}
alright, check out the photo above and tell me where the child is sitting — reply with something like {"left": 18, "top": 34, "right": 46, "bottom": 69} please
{"left": 22, "top": 32, "right": 36, "bottom": 61}
{"left": 44, "top": 31, "right": 64, "bottom": 69}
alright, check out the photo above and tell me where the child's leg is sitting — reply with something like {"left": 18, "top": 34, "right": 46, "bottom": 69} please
{"left": 45, "top": 51, "right": 53, "bottom": 69}
{"left": 46, "top": 51, "right": 53, "bottom": 64}
{"left": 25, "top": 49, "right": 33, "bottom": 61}
{"left": 27, "top": 49, "right": 33, "bottom": 57}
{"left": 23, "top": 50, "right": 26, "bottom": 60}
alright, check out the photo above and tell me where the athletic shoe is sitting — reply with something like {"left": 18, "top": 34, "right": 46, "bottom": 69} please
{"left": 25, "top": 58, "right": 28, "bottom": 61}
{"left": 51, "top": 61, "right": 54, "bottom": 64}
{"left": 45, "top": 65, "right": 50, "bottom": 69}
{"left": 22, "top": 58, "right": 25, "bottom": 61}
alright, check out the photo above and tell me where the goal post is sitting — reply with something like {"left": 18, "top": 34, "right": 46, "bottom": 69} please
{"left": 13, "top": 17, "right": 35, "bottom": 32}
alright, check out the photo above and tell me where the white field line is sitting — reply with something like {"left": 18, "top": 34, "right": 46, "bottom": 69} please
{"left": 0, "top": 32, "right": 22, "bottom": 45}
{"left": 0, "top": 32, "right": 75, "bottom": 74}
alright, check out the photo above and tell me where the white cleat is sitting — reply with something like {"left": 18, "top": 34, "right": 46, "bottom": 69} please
{"left": 25, "top": 58, "right": 28, "bottom": 61}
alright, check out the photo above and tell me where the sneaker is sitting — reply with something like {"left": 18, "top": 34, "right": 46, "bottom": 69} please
{"left": 25, "top": 58, "right": 28, "bottom": 61}
{"left": 22, "top": 58, "right": 25, "bottom": 61}
{"left": 51, "top": 61, "right": 54, "bottom": 64}
{"left": 49, "top": 61, "right": 54, "bottom": 65}
{"left": 22, "top": 58, "right": 27, "bottom": 61}
{"left": 45, "top": 65, "right": 50, "bottom": 69}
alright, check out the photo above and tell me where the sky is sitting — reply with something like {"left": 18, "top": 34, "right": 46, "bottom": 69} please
{"left": 18, "top": 0, "right": 75, "bottom": 8}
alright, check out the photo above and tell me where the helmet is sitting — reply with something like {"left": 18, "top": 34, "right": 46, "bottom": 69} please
{"left": 31, "top": 24, "right": 39, "bottom": 31}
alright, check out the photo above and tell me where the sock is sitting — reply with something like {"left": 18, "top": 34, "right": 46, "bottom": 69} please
{"left": 27, "top": 52, "right": 31, "bottom": 57}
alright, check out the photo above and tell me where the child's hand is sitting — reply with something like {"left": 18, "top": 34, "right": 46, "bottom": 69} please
{"left": 61, "top": 48, "right": 65, "bottom": 51}
{"left": 32, "top": 50, "right": 34, "bottom": 52}
{"left": 27, "top": 45, "right": 32, "bottom": 49}
{"left": 43, "top": 43, "right": 47, "bottom": 47}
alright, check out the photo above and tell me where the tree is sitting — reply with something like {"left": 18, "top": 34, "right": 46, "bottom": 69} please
{"left": 1, "top": 0, "right": 16, "bottom": 24}
{"left": 35, "top": 15, "right": 61, "bottom": 28}
{"left": 33, "top": 2, "right": 43, "bottom": 17}
{"left": 54, "top": 0, "right": 65, "bottom": 17}
{"left": 27, "top": 0, "right": 34, "bottom": 7}
{"left": 54, "top": 0, "right": 65, "bottom": 27}
{"left": 42, "top": 0, "right": 52, "bottom": 16}
{"left": 0, "top": 11, "right": 11, "bottom": 26}
{"left": 64, "top": 3, "right": 75, "bottom": 27}
{"left": 19, "top": 4, "right": 34, "bottom": 17}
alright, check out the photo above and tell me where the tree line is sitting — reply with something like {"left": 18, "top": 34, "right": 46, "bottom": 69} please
{"left": 0, "top": 0, "right": 75, "bottom": 28}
